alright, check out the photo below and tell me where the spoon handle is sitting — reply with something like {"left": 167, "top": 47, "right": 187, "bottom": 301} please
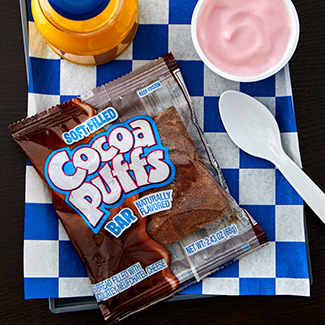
{"left": 276, "top": 154, "right": 325, "bottom": 224}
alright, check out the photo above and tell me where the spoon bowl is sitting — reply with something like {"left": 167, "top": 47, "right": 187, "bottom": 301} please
{"left": 219, "top": 90, "right": 325, "bottom": 224}
{"left": 219, "top": 91, "right": 283, "bottom": 163}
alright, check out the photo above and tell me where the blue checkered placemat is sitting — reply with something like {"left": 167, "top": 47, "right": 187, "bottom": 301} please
{"left": 23, "top": 0, "right": 310, "bottom": 299}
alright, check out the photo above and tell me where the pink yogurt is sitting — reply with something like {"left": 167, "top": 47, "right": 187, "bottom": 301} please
{"left": 196, "top": 0, "right": 292, "bottom": 77}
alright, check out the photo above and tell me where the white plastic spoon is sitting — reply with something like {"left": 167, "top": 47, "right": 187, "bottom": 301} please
{"left": 219, "top": 90, "right": 325, "bottom": 224}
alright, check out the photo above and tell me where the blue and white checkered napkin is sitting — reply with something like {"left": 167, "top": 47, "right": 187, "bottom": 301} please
{"left": 24, "top": 0, "right": 310, "bottom": 299}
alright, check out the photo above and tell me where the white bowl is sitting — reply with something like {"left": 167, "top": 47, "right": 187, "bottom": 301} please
{"left": 191, "top": 0, "right": 300, "bottom": 82}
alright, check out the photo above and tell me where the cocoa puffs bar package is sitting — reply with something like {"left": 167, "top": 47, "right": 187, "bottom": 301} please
{"left": 9, "top": 53, "right": 268, "bottom": 324}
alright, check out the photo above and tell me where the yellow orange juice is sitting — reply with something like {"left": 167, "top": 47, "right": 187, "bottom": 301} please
{"left": 31, "top": 0, "right": 139, "bottom": 65}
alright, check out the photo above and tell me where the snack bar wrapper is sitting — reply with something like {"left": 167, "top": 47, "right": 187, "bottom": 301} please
{"left": 9, "top": 54, "right": 268, "bottom": 324}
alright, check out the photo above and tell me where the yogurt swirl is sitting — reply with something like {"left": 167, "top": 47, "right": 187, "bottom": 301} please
{"left": 196, "top": 0, "right": 292, "bottom": 77}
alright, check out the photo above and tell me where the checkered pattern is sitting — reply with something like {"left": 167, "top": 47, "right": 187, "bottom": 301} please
{"left": 24, "top": 0, "right": 310, "bottom": 299}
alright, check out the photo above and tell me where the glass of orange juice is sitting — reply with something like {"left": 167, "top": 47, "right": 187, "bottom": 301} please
{"left": 31, "top": 0, "right": 139, "bottom": 65}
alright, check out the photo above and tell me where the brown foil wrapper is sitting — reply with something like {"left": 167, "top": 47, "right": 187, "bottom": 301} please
{"left": 9, "top": 54, "right": 267, "bottom": 324}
